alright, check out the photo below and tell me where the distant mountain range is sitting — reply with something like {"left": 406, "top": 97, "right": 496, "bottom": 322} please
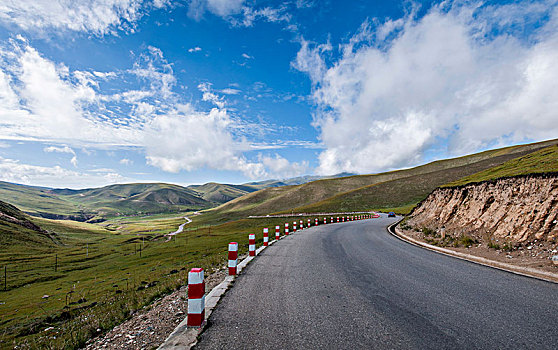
{"left": 0, "top": 172, "right": 355, "bottom": 221}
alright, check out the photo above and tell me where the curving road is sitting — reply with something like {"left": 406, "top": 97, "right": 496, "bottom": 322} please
{"left": 194, "top": 215, "right": 558, "bottom": 349}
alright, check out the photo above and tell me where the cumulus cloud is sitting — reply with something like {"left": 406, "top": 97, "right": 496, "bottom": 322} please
{"left": 0, "top": 38, "right": 310, "bottom": 183}
{"left": 188, "top": 46, "right": 202, "bottom": 53}
{"left": 260, "top": 154, "right": 308, "bottom": 179}
{"left": 44, "top": 145, "right": 78, "bottom": 167}
{"left": 120, "top": 158, "right": 133, "bottom": 165}
{"left": 144, "top": 106, "right": 266, "bottom": 178}
{"left": 0, "top": 40, "right": 141, "bottom": 146}
{"left": 294, "top": 1, "right": 558, "bottom": 175}
{"left": 0, "top": 0, "right": 167, "bottom": 35}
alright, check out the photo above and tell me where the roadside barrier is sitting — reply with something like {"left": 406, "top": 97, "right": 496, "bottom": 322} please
{"left": 228, "top": 242, "right": 238, "bottom": 276}
{"left": 300, "top": 220, "right": 303, "bottom": 230}
{"left": 249, "top": 234, "right": 256, "bottom": 256}
{"left": 342, "top": 217, "right": 345, "bottom": 222}
{"left": 337, "top": 217, "right": 339, "bottom": 222}
{"left": 323, "top": 217, "right": 327, "bottom": 225}
{"left": 307, "top": 219, "right": 311, "bottom": 228}
{"left": 187, "top": 268, "right": 205, "bottom": 327}
{"left": 285, "top": 223, "right": 289, "bottom": 236}
{"left": 275, "top": 225, "right": 280, "bottom": 240}
{"left": 330, "top": 217, "right": 333, "bottom": 223}
{"left": 263, "top": 228, "right": 269, "bottom": 246}
{"left": 293, "top": 222, "right": 297, "bottom": 232}
{"left": 315, "top": 218, "right": 318, "bottom": 226}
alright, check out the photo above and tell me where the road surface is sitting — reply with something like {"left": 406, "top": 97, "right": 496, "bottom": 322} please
{"left": 194, "top": 215, "right": 558, "bottom": 349}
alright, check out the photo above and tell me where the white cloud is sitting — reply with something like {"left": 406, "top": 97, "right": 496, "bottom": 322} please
{"left": 188, "top": 0, "right": 245, "bottom": 20}
{"left": 44, "top": 145, "right": 78, "bottom": 167}
{"left": 144, "top": 106, "right": 266, "bottom": 178}
{"left": 0, "top": 40, "right": 141, "bottom": 146}
{"left": 238, "top": 6, "right": 292, "bottom": 27}
{"left": 221, "top": 88, "right": 241, "bottom": 95}
{"left": 120, "top": 158, "right": 133, "bottom": 166}
{"left": 130, "top": 46, "right": 176, "bottom": 99}
{"left": 260, "top": 154, "right": 308, "bottom": 179}
{"left": 0, "top": 0, "right": 167, "bottom": 35}
{"left": 294, "top": 1, "right": 558, "bottom": 175}
{"left": 0, "top": 38, "right": 306, "bottom": 182}
{"left": 241, "top": 53, "right": 253, "bottom": 59}
{"left": 0, "top": 156, "right": 126, "bottom": 188}
{"left": 188, "top": 46, "right": 202, "bottom": 53}
{"left": 198, "top": 82, "right": 225, "bottom": 108}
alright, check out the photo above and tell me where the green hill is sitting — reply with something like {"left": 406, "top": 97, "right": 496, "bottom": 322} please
{"left": 0, "top": 200, "right": 56, "bottom": 248}
{"left": 444, "top": 143, "right": 558, "bottom": 187}
{"left": 205, "top": 138, "right": 558, "bottom": 219}
{"left": 188, "top": 182, "right": 258, "bottom": 202}
{"left": 0, "top": 182, "right": 213, "bottom": 221}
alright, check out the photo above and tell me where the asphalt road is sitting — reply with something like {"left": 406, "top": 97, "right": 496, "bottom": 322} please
{"left": 194, "top": 215, "right": 558, "bottom": 349}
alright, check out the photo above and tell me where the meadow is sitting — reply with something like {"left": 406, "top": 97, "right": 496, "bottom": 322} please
{"left": 0, "top": 211, "right": 351, "bottom": 349}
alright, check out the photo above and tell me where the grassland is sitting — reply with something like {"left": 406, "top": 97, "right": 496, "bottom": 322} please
{"left": 444, "top": 144, "right": 558, "bottom": 187}
{"left": 0, "top": 207, "right": 341, "bottom": 349}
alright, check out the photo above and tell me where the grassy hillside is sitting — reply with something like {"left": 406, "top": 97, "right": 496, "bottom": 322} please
{"left": 188, "top": 182, "right": 258, "bottom": 202}
{"left": 206, "top": 139, "right": 558, "bottom": 219}
{"left": 0, "top": 182, "right": 213, "bottom": 221}
{"left": 444, "top": 144, "right": 558, "bottom": 187}
{"left": 0, "top": 200, "right": 57, "bottom": 248}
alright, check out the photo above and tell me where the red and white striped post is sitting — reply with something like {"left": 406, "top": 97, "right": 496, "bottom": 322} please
{"left": 249, "top": 234, "right": 256, "bottom": 256}
{"left": 330, "top": 217, "right": 333, "bottom": 223}
{"left": 275, "top": 225, "right": 280, "bottom": 240}
{"left": 315, "top": 218, "right": 318, "bottom": 226}
{"left": 263, "top": 228, "right": 269, "bottom": 246}
{"left": 228, "top": 242, "right": 238, "bottom": 276}
{"left": 285, "top": 223, "right": 289, "bottom": 236}
{"left": 293, "top": 221, "right": 297, "bottom": 232}
{"left": 300, "top": 220, "right": 303, "bottom": 230}
{"left": 307, "top": 219, "right": 311, "bottom": 228}
{"left": 324, "top": 217, "right": 327, "bottom": 225}
{"left": 342, "top": 216, "right": 345, "bottom": 222}
{"left": 187, "top": 268, "right": 205, "bottom": 327}
{"left": 337, "top": 217, "right": 339, "bottom": 223}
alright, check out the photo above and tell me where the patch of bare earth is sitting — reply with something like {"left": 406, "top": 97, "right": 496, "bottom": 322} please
{"left": 84, "top": 269, "right": 226, "bottom": 350}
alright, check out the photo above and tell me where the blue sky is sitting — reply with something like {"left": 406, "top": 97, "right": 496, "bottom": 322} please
{"left": 0, "top": 0, "right": 557, "bottom": 188}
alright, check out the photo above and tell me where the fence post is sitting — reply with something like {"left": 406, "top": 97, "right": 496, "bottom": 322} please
{"left": 228, "top": 242, "right": 238, "bottom": 275}
{"left": 187, "top": 268, "right": 205, "bottom": 327}
{"left": 263, "top": 228, "right": 269, "bottom": 246}
{"left": 249, "top": 234, "right": 256, "bottom": 256}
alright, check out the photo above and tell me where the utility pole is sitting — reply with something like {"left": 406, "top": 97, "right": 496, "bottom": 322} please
{"left": 55, "top": 254, "right": 58, "bottom": 272}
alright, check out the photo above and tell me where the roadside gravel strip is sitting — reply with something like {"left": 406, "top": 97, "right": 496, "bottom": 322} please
{"left": 390, "top": 222, "right": 558, "bottom": 284}
{"left": 192, "top": 215, "right": 557, "bottom": 349}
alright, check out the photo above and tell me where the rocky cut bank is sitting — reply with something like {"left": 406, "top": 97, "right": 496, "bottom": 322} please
{"left": 404, "top": 173, "right": 558, "bottom": 263}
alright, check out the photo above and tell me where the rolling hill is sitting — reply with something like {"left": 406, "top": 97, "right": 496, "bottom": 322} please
{"left": 0, "top": 173, "right": 355, "bottom": 221}
{"left": 0, "top": 200, "right": 55, "bottom": 248}
{"left": 204, "top": 138, "right": 558, "bottom": 220}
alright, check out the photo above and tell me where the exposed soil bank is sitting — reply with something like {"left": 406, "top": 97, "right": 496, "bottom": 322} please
{"left": 402, "top": 174, "right": 558, "bottom": 274}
